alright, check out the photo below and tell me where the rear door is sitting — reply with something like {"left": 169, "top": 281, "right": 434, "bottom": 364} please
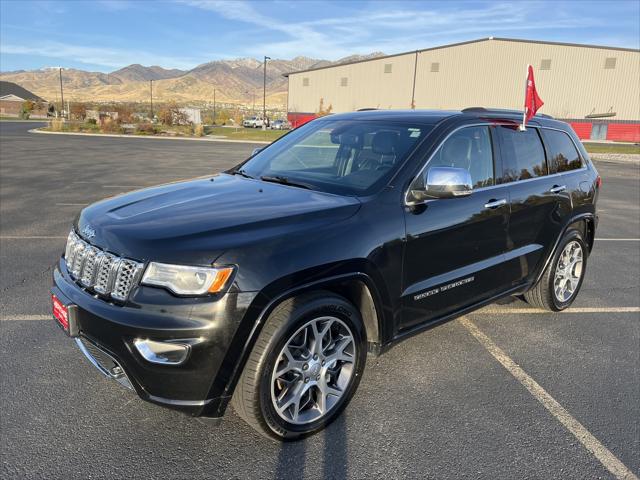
{"left": 401, "top": 125, "right": 511, "bottom": 329}
{"left": 496, "top": 125, "right": 573, "bottom": 286}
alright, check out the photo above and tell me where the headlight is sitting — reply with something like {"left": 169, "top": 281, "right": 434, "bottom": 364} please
{"left": 141, "top": 262, "right": 234, "bottom": 296}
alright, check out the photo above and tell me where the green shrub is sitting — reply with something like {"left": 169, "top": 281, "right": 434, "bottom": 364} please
{"left": 83, "top": 122, "right": 100, "bottom": 132}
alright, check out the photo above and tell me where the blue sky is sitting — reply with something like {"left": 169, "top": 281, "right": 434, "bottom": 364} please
{"left": 1, "top": 0, "right": 638, "bottom": 72}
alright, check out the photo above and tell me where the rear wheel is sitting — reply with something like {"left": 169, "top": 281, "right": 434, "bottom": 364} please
{"left": 524, "top": 229, "right": 587, "bottom": 311}
{"left": 232, "top": 292, "right": 366, "bottom": 440}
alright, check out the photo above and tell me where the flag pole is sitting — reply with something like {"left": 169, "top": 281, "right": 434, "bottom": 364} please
{"left": 520, "top": 64, "right": 530, "bottom": 131}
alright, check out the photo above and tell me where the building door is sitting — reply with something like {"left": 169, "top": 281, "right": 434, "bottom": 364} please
{"left": 590, "top": 123, "right": 608, "bottom": 140}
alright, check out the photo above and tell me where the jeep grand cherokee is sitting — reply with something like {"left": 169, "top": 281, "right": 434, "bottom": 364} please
{"left": 51, "top": 108, "right": 599, "bottom": 439}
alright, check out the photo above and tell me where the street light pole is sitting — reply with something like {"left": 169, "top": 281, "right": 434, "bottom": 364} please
{"left": 263, "top": 55, "right": 270, "bottom": 130}
{"left": 150, "top": 80, "right": 154, "bottom": 121}
{"left": 213, "top": 88, "right": 216, "bottom": 125}
{"left": 58, "top": 68, "right": 65, "bottom": 119}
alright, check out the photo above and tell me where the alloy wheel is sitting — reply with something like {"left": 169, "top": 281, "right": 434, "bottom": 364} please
{"left": 270, "top": 316, "right": 355, "bottom": 425}
{"left": 553, "top": 240, "right": 583, "bottom": 303}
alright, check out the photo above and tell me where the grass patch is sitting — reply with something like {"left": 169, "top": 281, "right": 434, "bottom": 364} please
{"left": 46, "top": 120, "right": 102, "bottom": 134}
{"left": 206, "top": 126, "right": 286, "bottom": 142}
{"left": 583, "top": 142, "right": 640, "bottom": 155}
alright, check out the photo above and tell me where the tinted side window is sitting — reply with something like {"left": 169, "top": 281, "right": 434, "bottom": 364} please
{"left": 427, "top": 126, "right": 494, "bottom": 189}
{"left": 541, "top": 129, "right": 583, "bottom": 173}
{"left": 497, "top": 126, "right": 547, "bottom": 182}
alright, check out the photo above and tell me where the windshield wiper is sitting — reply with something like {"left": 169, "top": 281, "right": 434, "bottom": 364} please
{"left": 230, "top": 168, "right": 254, "bottom": 179}
{"left": 260, "top": 175, "right": 312, "bottom": 190}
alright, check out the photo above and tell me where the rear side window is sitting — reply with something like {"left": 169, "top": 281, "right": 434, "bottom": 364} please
{"left": 541, "top": 129, "right": 583, "bottom": 173}
{"left": 497, "top": 126, "right": 547, "bottom": 182}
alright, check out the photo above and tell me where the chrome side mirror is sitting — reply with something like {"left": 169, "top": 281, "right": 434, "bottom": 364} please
{"left": 251, "top": 147, "right": 264, "bottom": 157}
{"left": 411, "top": 166, "right": 472, "bottom": 201}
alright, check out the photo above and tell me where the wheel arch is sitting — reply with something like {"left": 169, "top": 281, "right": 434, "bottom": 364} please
{"left": 566, "top": 216, "right": 595, "bottom": 253}
{"left": 205, "top": 271, "right": 388, "bottom": 417}
{"left": 533, "top": 212, "right": 596, "bottom": 286}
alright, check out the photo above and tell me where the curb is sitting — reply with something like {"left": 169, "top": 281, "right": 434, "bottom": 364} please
{"left": 29, "top": 128, "right": 272, "bottom": 145}
{"left": 590, "top": 153, "right": 640, "bottom": 165}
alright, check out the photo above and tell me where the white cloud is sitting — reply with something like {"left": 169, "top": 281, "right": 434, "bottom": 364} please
{"left": 179, "top": 0, "right": 617, "bottom": 60}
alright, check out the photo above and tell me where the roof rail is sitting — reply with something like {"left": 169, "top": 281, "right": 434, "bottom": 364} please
{"left": 462, "top": 107, "right": 553, "bottom": 119}
{"left": 357, "top": 108, "right": 378, "bottom": 111}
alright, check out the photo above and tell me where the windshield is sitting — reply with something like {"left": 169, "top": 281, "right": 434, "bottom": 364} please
{"left": 236, "top": 118, "right": 432, "bottom": 196}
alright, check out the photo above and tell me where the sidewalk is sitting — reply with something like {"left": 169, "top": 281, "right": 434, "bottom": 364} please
{"left": 590, "top": 153, "right": 640, "bottom": 164}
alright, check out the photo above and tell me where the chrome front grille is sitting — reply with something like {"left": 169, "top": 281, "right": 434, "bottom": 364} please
{"left": 65, "top": 230, "right": 143, "bottom": 301}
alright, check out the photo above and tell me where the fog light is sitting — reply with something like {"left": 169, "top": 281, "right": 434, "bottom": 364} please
{"left": 133, "top": 339, "right": 191, "bottom": 365}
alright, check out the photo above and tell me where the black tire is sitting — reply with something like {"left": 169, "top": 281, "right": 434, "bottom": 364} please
{"left": 231, "top": 291, "right": 366, "bottom": 440}
{"left": 524, "top": 228, "right": 588, "bottom": 311}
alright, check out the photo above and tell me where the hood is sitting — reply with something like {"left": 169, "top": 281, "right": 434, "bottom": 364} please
{"left": 76, "top": 174, "right": 361, "bottom": 265}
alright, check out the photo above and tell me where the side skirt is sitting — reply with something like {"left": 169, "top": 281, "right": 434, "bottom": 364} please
{"left": 381, "top": 283, "right": 530, "bottom": 354}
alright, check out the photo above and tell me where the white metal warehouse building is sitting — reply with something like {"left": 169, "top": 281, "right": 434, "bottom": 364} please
{"left": 285, "top": 38, "right": 640, "bottom": 142}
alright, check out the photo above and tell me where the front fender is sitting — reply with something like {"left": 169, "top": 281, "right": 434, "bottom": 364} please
{"left": 201, "top": 262, "right": 391, "bottom": 417}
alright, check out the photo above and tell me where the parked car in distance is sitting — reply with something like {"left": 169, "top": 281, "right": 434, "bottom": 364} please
{"left": 243, "top": 116, "right": 265, "bottom": 128}
{"left": 270, "top": 119, "right": 291, "bottom": 130}
{"left": 51, "top": 108, "right": 599, "bottom": 440}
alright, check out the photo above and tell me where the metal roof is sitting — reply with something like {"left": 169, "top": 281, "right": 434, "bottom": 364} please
{"left": 283, "top": 37, "right": 640, "bottom": 77}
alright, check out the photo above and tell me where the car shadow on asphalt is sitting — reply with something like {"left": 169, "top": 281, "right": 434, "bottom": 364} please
{"left": 274, "top": 413, "right": 348, "bottom": 479}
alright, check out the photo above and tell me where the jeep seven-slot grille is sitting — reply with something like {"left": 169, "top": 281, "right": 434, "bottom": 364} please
{"left": 65, "top": 231, "right": 143, "bottom": 301}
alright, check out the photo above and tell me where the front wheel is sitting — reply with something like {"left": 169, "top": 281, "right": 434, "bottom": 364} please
{"left": 524, "top": 229, "right": 588, "bottom": 311}
{"left": 232, "top": 292, "right": 366, "bottom": 440}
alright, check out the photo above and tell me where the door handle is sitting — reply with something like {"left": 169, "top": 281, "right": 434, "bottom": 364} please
{"left": 484, "top": 198, "right": 507, "bottom": 209}
{"left": 549, "top": 185, "right": 566, "bottom": 194}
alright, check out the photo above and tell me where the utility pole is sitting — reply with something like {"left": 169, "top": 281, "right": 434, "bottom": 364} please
{"left": 59, "top": 68, "right": 65, "bottom": 119}
{"left": 150, "top": 80, "right": 154, "bottom": 121}
{"left": 213, "top": 88, "right": 216, "bottom": 125}
{"left": 263, "top": 55, "right": 270, "bottom": 130}
{"left": 410, "top": 50, "right": 418, "bottom": 110}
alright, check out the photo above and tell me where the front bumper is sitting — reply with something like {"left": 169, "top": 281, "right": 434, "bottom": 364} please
{"left": 52, "top": 258, "right": 257, "bottom": 417}
{"left": 75, "top": 335, "right": 134, "bottom": 390}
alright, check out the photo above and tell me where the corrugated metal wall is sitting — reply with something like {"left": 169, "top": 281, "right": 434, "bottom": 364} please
{"left": 287, "top": 38, "right": 640, "bottom": 122}
{"left": 607, "top": 124, "right": 640, "bottom": 142}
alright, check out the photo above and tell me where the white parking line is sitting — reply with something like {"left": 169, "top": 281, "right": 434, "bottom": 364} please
{"left": 1, "top": 315, "right": 49, "bottom": 321}
{"left": 55, "top": 203, "right": 86, "bottom": 206}
{"left": 0, "top": 235, "right": 66, "bottom": 239}
{"left": 477, "top": 307, "right": 640, "bottom": 314}
{"left": 596, "top": 238, "right": 640, "bottom": 242}
{"left": 7, "top": 307, "right": 635, "bottom": 321}
{"left": 102, "top": 185, "right": 147, "bottom": 189}
{"left": 460, "top": 316, "right": 639, "bottom": 480}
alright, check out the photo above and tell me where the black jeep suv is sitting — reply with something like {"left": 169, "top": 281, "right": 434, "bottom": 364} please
{"left": 51, "top": 108, "right": 599, "bottom": 439}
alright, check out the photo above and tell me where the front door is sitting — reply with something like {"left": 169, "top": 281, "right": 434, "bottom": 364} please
{"left": 401, "top": 125, "right": 510, "bottom": 330}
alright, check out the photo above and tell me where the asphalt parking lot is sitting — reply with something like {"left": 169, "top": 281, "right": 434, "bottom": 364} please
{"left": 1, "top": 121, "right": 638, "bottom": 479}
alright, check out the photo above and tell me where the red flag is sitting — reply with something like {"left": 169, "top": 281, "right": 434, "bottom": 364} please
{"left": 523, "top": 64, "right": 544, "bottom": 126}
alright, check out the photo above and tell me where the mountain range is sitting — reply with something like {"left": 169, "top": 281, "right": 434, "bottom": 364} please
{"left": 0, "top": 53, "right": 384, "bottom": 107}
